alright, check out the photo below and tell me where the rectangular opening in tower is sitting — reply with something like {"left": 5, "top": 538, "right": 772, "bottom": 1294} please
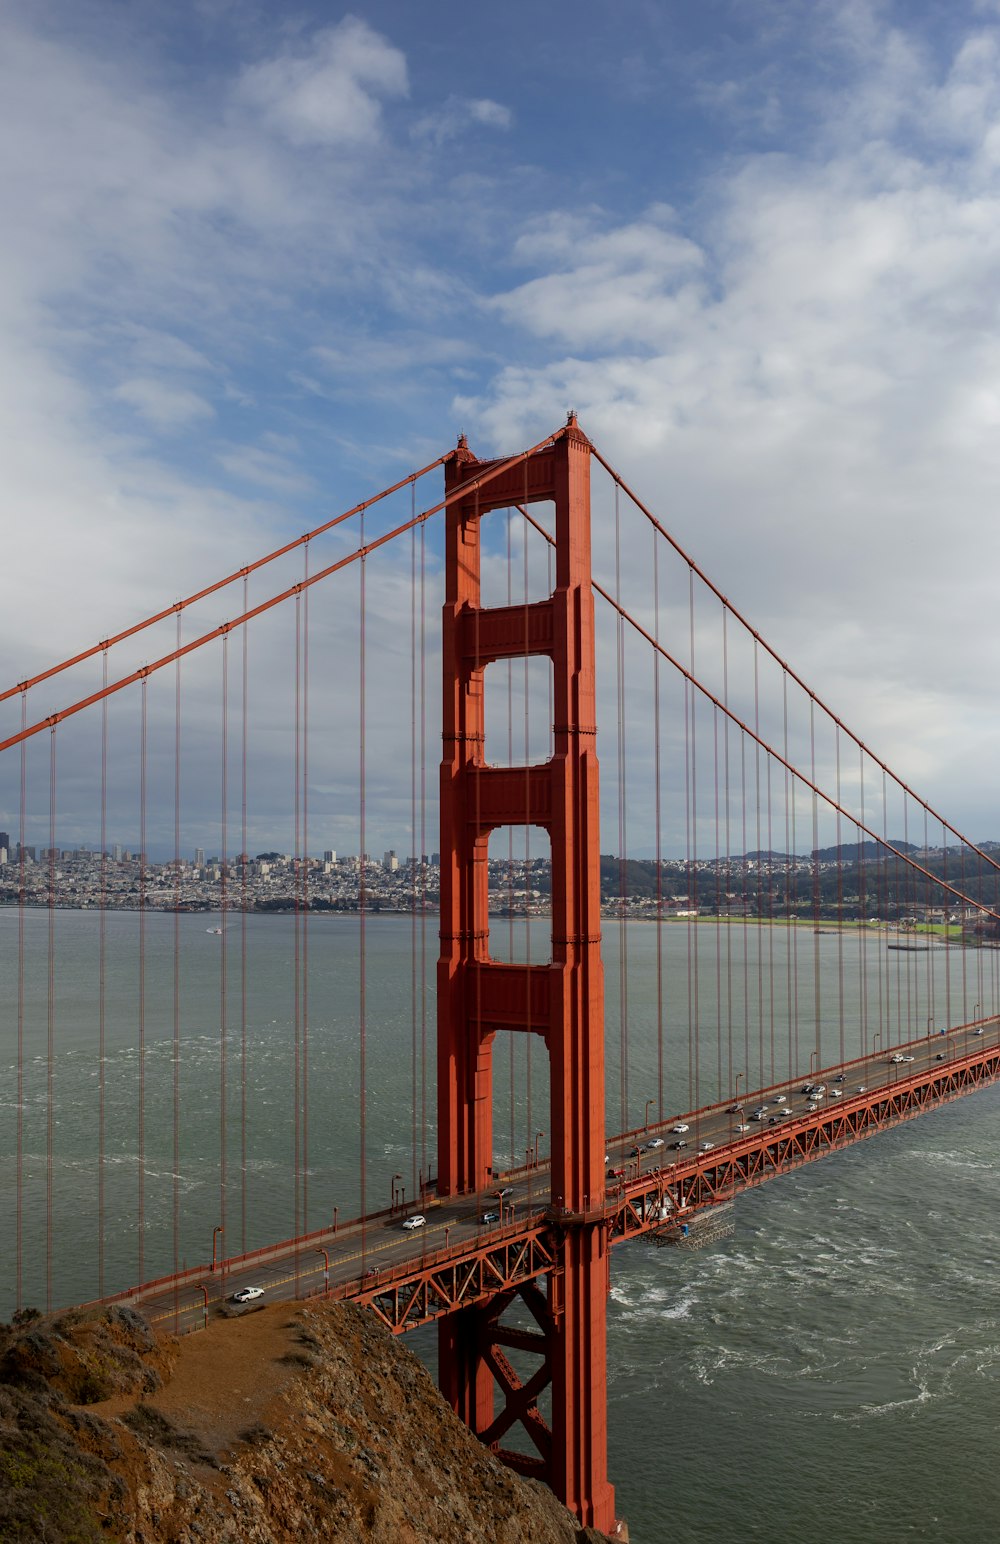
{"left": 487, "top": 824, "right": 551, "bottom": 965}
{"left": 477, "top": 502, "right": 556, "bottom": 611}
{"left": 489, "top": 1027, "right": 551, "bottom": 1178}
{"left": 483, "top": 656, "right": 554, "bottom": 768}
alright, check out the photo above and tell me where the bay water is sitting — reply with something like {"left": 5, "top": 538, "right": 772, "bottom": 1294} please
{"left": 2, "top": 908, "right": 999, "bottom": 1541}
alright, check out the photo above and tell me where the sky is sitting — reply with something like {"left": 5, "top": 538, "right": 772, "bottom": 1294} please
{"left": 3, "top": 0, "right": 1000, "bottom": 858}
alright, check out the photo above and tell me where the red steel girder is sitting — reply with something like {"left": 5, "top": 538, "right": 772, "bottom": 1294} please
{"left": 606, "top": 1048, "right": 1000, "bottom": 1240}
{"left": 356, "top": 1227, "right": 559, "bottom": 1333}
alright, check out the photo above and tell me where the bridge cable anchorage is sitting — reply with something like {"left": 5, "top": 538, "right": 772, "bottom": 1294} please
{"left": 0, "top": 455, "right": 452, "bottom": 707}
{"left": 0, "top": 431, "right": 560, "bottom": 759}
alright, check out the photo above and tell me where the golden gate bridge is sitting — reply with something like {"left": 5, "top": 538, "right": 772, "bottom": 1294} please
{"left": 2, "top": 415, "right": 999, "bottom": 1534}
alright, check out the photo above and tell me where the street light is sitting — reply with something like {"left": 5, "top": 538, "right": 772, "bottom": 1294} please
{"left": 735, "top": 1072, "right": 744, "bottom": 1102}
{"left": 644, "top": 1099, "right": 655, "bottom": 1132}
{"left": 391, "top": 1173, "right": 402, "bottom": 1211}
{"left": 809, "top": 1049, "right": 819, "bottom": 1075}
{"left": 211, "top": 1225, "right": 223, "bottom": 1271}
{"left": 333, "top": 1206, "right": 338, "bottom": 1234}
{"left": 534, "top": 1130, "right": 545, "bottom": 1166}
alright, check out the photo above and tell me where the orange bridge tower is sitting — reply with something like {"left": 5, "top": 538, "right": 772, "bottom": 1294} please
{"left": 436, "top": 416, "right": 615, "bottom": 1532}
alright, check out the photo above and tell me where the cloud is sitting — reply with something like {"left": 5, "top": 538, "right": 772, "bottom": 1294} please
{"left": 454, "top": 9, "right": 1000, "bottom": 835}
{"left": 235, "top": 16, "right": 408, "bottom": 147}
{"left": 216, "top": 441, "right": 316, "bottom": 494}
{"left": 113, "top": 377, "right": 215, "bottom": 429}
{"left": 413, "top": 95, "right": 512, "bottom": 146}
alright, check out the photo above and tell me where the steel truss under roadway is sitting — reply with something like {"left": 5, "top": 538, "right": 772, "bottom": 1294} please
{"left": 344, "top": 1042, "right": 1000, "bottom": 1334}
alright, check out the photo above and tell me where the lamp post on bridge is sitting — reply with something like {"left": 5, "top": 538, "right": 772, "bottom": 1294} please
{"left": 809, "top": 1050, "right": 819, "bottom": 1076}
{"left": 391, "top": 1173, "right": 403, "bottom": 1214}
{"left": 644, "top": 1099, "right": 655, "bottom": 1133}
{"left": 211, "top": 1225, "right": 223, "bottom": 1272}
{"left": 735, "top": 1072, "right": 744, "bottom": 1103}
{"left": 534, "top": 1130, "right": 545, "bottom": 1167}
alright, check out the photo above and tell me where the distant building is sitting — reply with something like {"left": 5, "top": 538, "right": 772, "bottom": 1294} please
{"left": 323, "top": 849, "right": 336, "bottom": 864}
{"left": 194, "top": 848, "right": 205, "bottom": 868}
{"left": 384, "top": 849, "right": 398, "bottom": 872}
{"left": 112, "top": 844, "right": 122, "bottom": 862}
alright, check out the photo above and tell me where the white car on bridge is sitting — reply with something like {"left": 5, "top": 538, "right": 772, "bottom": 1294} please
{"left": 402, "top": 1214, "right": 426, "bottom": 1230}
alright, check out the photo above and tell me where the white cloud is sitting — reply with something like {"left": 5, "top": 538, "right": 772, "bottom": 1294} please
{"left": 216, "top": 442, "right": 316, "bottom": 494}
{"left": 113, "top": 377, "right": 215, "bottom": 428}
{"left": 456, "top": 12, "right": 1000, "bottom": 835}
{"left": 235, "top": 16, "right": 408, "bottom": 147}
{"left": 413, "top": 94, "right": 512, "bottom": 146}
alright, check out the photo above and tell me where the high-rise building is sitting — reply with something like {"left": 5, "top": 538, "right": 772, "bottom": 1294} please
{"left": 383, "top": 849, "right": 398, "bottom": 872}
{"left": 323, "top": 849, "right": 336, "bottom": 864}
{"left": 112, "top": 844, "right": 122, "bottom": 862}
{"left": 194, "top": 848, "right": 205, "bottom": 868}
{"left": 0, "top": 831, "right": 9, "bottom": 854}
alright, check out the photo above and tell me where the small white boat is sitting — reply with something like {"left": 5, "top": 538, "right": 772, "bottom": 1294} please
{"left": 206, "top": 927, "right": 223, "bottom": 935}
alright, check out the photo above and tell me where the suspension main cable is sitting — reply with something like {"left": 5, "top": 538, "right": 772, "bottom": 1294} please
{"left": 512, "top": 500, "right": 1000, "bottom": 923}
{"left": 589, "top": 446, "right": 1000, "bottom": 878}
{"left": 1, "top": 434, "right": 561, "bottom": 757}
{"left": 0, "top": 455, "right": 451, "bottom": 705}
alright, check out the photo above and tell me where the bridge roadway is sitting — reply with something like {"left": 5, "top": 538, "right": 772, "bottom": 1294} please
{"left": 119, "top": 1015, "right": 1000, "bottom": 1337}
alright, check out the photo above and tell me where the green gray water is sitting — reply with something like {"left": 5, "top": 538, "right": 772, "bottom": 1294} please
{"left": 2, "top": 909, "right": 1000, "bottom": 1541}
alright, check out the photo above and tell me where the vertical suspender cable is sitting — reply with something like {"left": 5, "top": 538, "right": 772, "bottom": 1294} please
{"left": 835, "top": 727, "right": 845, "bottom": 1067}
{"left": 614, "top": 482, "right": 628, "bottom": 1129}
{"left": 507, "top": 512, "right": 515, "bottom": 1162}
{"left": 810, "top": 699, "right": 821, "bottom": 1071}
{"left": 653, "top": 529, "right": 664, "bottom": 1120}
{"left": 765, "top": 745, "right": 775, "bottom": 1085}
{"left": 172, "top": 622, "right": 181, "bottom": 1298}
{"left": 293, "top": 595, "right": 301, "bottom": 1242}
{"left": 858, "top": 747, "right": 868, "bottom": 1052}
{"left": 688, "top": 568, "right": 700, "bottom": 1114}
{"left": 752, "top": 641, "right": 763, "bottom": 1088}
{"left": 241, "top": 576, "right": 249, "bottom": 1253}
{"left": 302, "top": 545, "right": 310, "bottom": 1233}
{"left": 523, "top": 486, "right": 532, "bottom": 1163}
{"left": 220, "top": 634, "right": 229, "bottom": 1257}
{"left": 411, "top": 510, "right": 419, "bottom": 1199}
{"left": 723, "top": 615, "right": 734, "bottom": 1106}
{"left": 46, "top": 726, "right": 56, "bottom": 1312}
{"left": 100, "top": 656, "right": 108, "bottom": 1301}
{"left": 713, "top": 703, "right": 723, "bottom": 1097}
{"left": 16, "top": 692, "right": 26, "bottom": 1310}
{"left": 359, "top": 511, "right": 368, "bottom": 1262}
{"left": 138, "top": 679, "right": 147, "bottom": 1286}
{"left": 419, "top": 522, "right": 428, "bottom": 1183}
{"left": 783, "top": 672, "right": 795, "bottom": 1079}
{"left": 740, "top": 730, "right": 750, "bottom": 1090}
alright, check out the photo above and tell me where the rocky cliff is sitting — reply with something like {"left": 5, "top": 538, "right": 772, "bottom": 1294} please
{"left": 0, "top": 1300, "right": 613, "bottom": 1543}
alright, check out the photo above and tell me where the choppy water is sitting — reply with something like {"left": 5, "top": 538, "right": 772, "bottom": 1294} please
{"left": 3, "top": 909, "right": 1000, "bottom": 1541}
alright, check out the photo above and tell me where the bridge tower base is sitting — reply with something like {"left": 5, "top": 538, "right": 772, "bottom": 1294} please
{"left": 437, "top": 418, "right": 615, "bottom": 1533}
